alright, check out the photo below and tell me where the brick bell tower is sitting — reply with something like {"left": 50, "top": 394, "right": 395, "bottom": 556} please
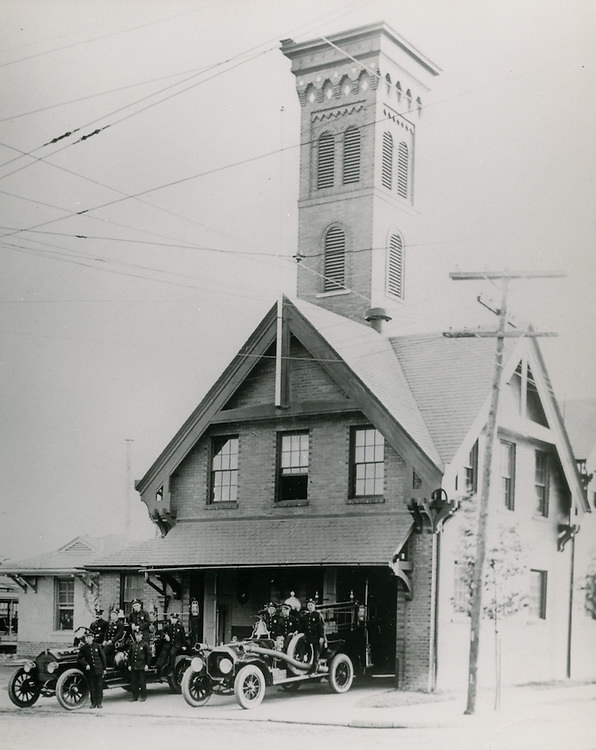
{"left": 281, "top": 23, "right": 440, "bottom": 328}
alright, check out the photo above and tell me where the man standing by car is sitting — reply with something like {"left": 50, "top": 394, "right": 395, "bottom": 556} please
{"left": 128, "top": 629, "right": 151, "bottom": 702}
{"left": 127, "top": 599, "right": 152, "bottom": 640}
{"left": 78, "top": 629, "right": 107, "bottom": 709}
{"left": 156, "top": 611, "right": 187, "bottom": 680}
{"left": 301, "top": 599, "right": 326, "bottom": 672}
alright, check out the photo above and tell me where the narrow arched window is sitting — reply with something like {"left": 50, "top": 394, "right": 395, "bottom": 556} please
{"left": 317, "top": 132, "right": 335, "bottom": 189}
{"left": 324, "top": 226, "right": 346, "bottom": 292}
{"left": 382, "top": 132, "right": 393, "bottom": 190}
{"left": 397, "top": 141, "right": 409, "bottom": 199}
{"left": 386, "top": 233, "right": 404, "bottom": 299}
{"left": 343, "top": 127, "right": 360, "bottom": 184}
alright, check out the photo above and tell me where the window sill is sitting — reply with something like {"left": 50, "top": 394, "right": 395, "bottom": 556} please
{"left": 274, "top": 499, "right": 309, "bottom": 508}
{"left": 347, "top": 496, "right": 385, "bottom": 505}
{"left": 206, "top": 501, "right": 239, "bottom": 510}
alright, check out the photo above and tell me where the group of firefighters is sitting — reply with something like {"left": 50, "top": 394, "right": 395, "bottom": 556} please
{"left": 75, "top": 593, "right": 328, "bottom": 707}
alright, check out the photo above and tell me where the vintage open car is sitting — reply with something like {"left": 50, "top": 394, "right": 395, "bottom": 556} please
{"left": 8, "top": 626, "right": 204, "bottom": 710}
{"left": 182, "top": 602, "right": 359, "bottom": 709}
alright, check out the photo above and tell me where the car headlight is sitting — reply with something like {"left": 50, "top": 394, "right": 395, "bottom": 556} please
{"left": 218, "top": 657, "right": 233, "bottom": 675}
{"left": 190, "top": 656, "right": 204, "bottom": 672}
{"left": 23, "top": 661, "right": 36, "bottom": 673}
{"left": 46, "top": 662, "right": 59, "bottom": 674}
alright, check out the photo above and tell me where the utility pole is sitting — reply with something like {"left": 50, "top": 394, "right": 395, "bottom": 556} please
{"left": 445, "top": 270, "right": 562, "bottom": 715}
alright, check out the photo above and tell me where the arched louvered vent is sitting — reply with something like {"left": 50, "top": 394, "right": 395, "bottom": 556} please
{"left": 387, "top": 233, "right": 404, "bottom": 299}
{"left": 324, "top": 226, "right": 346, "bottom": 292}
{"left": 317, "top": 132, "right": 335, "bottom": 189}
{"left": 397, "top": 141, "right": 409, "bottom": 199}
{"left": 343, "top": 127, "right": 360, "bottom": 184}
{"left": 382, "top": 131, "right": 393, "bottom": 190}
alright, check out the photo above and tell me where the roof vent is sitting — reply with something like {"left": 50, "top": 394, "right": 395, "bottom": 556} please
{"left": 364, "top": 307, "right": 392, "bottom": 333}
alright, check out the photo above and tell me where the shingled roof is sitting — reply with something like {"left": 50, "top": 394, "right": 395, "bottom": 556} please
{"left": 86, "top": 514, "right": 413, "bottom": 570}
{"left": 0, "top": 535, "right": 127, "bottom": 574}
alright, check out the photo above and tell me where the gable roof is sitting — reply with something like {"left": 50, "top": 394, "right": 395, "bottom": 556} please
{"left": 0, "top": 535, "right": 128, "bottom": 575}
{"left": 390, "top": 333, "right": 504, "bottom": 463}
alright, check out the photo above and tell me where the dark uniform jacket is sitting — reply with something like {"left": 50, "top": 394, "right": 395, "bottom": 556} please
{"left": 264, "top": 612, "right": 280, "bottom": 636}
{"left": 89, "top": 617, "right": 108, "bottom": 643}
{"left": 128, "top": 609, "right": 152, "bottom": 637}
{"left": 301, "top": 610, "right": 325, "bottom": 643}
{"left": 78, "top": 642, "right": 107, "bottom": 675}
{"left": 162, "top": 621, "right": 187, "bottom": 649}
{"left": 104, "top": 619, "right": 126, "bottom": 645}
{"left": 128, "top": 639, "right": 151, "bottom": 670}
{"left": 272, "top": 612, "right": 300, "bottom": 639}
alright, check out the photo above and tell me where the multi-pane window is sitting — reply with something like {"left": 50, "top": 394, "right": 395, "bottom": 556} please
{"left": 317, "top": 132, "right": 335, "bottom": 188}
{"left": 323, "top": 226, "right": 346, "bottom": 292}
{"left": 278, "top": 431, "right": 309, "bottom": 502}
{"left": 500, "top": 440, "right": 516, "bottom": 510}
{"left": 465, "top": 440, "right": 479, "bottom": 495}
{"left": 351, "top": 427, "right": 385, "bottom": 497}
{"left": 528, "top": 569, "right": 547, "bottom": 619}
{"left": 343, "top": 126, "right": 360, "bottom": 184}
{"left": 381, "top": 131, "right": 393, "bottom": 189}
{"left": 397, "top": 141, "right": 409, "bottom": 198}
{"left": 55, "top": 578, "right": 74, "bottom": 630}
{"left": 211, "top": 436, "right": 239, "bottom": 503}
{"left": 121, "top": 573, "right": 144, "bottom": 615}
{"left": 535, "top": 450, "right": 549, "bottom": 517}
{"left": 386, "top": 233, "right": 404, "bottom": 299}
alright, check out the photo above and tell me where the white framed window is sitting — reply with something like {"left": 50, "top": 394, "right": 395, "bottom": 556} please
{"left": 55, "top": 578, "right": 74, "bottom": 631}
{"left": 535, "top": 450, "right": 549, "bottom": 517}
{"left": 500, "top": 440, "right": 516, "bottom": 510}
{"left": 350, "top": 427, "right": 384, "bottom": 497}
{"left": 211, "top": 436, "right": 239, "bottom": 503}
{"left": 277, "top": 431, "right": 309, "bottom": 502}
{"left": 528, "top": 569, "right": 547, "bottom": 619}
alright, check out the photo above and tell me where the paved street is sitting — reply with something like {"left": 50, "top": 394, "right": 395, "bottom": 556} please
{"left": 1, "top": 662, "right": 595, "bottom": 750}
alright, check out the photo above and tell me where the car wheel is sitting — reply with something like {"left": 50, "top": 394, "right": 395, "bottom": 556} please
{"left": 8, "top": 668, "right": 41, "bottom": 708}
{"left": 181, "top": 669, "right": 212, "bottom": 707}
{"left": 234, "top": 664, "right": 265, "bottom": 709}
{"left": 285, "top": 633, "right": 313, "bottom": 676}
{"left": 55, "top": 668, "right": 89, "bottom": 710}
{"left": 328, "top": 653, "right": 354, "bottom": 693}
{"left": 167, "top": 658, "right": 189, "bottom": 694}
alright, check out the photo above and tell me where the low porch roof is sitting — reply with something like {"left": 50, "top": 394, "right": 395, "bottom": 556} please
{"left": 86, "top": 514, "right": 413, "bottom": 571}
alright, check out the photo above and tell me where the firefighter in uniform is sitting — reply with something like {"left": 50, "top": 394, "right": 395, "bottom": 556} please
{"left": 263, "top": 602, "right": 279, "bottom": 637}
{"left": 89, "top": 607, "right": 108, "bottom": 643}
{"left": 127, "top": 599, "right": 152, "bottom": 640}
{"left": 128, "top": 629, "right": 151, "bottom": 702}
{"left": 272, "top": 602, "right": 300, "bottom": 650}
{"left": 156, "top": 612, "right": 187, "bottom": 680}
{"left": 78, "top": 629, "right": 107, "bottom": 709}
{"left": 102, "top": 608, "right": 127, "bottom": 665}
{"left": 301, "top": 598, "right": 326, "bottom": 672}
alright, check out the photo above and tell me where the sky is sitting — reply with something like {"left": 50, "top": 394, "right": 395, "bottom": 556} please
{"left": 0, "top": 0, "right": 594, "bottom": 560}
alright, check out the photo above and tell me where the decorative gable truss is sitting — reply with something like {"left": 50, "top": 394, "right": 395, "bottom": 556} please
{"left": 136, "top": 296, "right": 443, "bottom": 532}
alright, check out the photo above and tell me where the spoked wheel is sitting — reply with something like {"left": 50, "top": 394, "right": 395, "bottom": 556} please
{"left": 167, "top": 658, "right": 189, "bottom": 694}
{"left": 328, "top": 653, "right": 354, "bottom": 693}
{"left": 8, "top": 668, "right": 41, "bottom": 707}
{"left": 55, "top": 668, "right": 89, "bottom": 710}
{"left": 181, "top": 669, "right": 212, "bottom": 707}
{"left": 234, "top": 664, "right": 265, "bottom": 709}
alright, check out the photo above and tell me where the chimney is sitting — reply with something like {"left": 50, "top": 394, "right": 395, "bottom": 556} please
{"left": 364, "top": 307, "right": 392, "bottom": 333}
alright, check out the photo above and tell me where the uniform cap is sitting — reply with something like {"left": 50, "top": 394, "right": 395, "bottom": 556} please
{"left": 94, "top": 607, "right": 104, "bottom": 615}
{"left": 169, "top": 612, "right": 179, "bottom": 619}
